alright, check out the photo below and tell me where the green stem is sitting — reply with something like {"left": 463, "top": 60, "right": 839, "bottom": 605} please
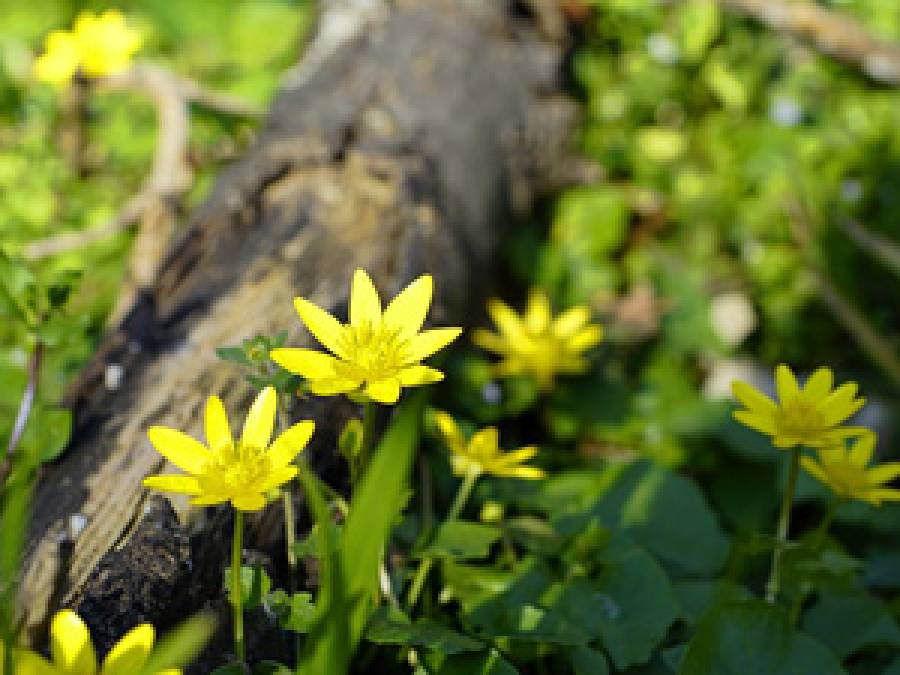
{"left": 275, "top": 396, "right": 298, "bottom": 589}
{"left": 357, "top": 401, "right": 378, "bottom": 481}
{"left": 406, "top": 470, "right": 480, "bottom": 611}
{"left": 788, "top": 499, "right": 841, "bottom": 625}
{"left": 766, "top": 448, "right": 801, "bottom": 604}
{"left": 231, "top": 510, "right": 245, "bottom": 663}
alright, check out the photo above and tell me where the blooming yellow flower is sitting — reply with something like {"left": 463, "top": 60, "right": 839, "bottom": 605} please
{"left": 33, "top": 30, "right": 81, "bottom": 86}
{"left": 731, "top": 364, "right": 866, "bottom": 449}
{"left": 435, "top": 411, "right": 545, "bottom": 480}
{"left": 72, "top": 10, "right": 142, "bottom": 78}
{"left": 12, "top": 610, "right": 178, "bottom": 675}
{"left": 801, "top": 433, "right": 900, "bottom": 506}
{"left": 472, "top": 289, "right": 603, "bottom": 390}
{"left": 34, "top": 10, "right": 141, "bottom": 86}
{"left": 271, "top": 269, "right": 461, "bottom": 404}
{"left": 143, "top": 387, "right": 314, "bottom": 511}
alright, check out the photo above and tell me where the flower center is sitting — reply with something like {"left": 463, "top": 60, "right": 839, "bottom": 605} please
{"left": 198, "top": 442, "right": 272, "bottom": 495}
{"left": 776, "top": 397, "right": 826, "bottom": 436}
{"left": 336, "top": 322, "right": 410, "bottom": 380}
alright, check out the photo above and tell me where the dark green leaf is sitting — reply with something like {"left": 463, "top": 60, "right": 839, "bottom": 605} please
{"left": 678, "top": 600, "right": 846, "bottom": 675}
{"left": 571, "top": 646, "right": 610, "bottom": 675}
{"left": 365, "top": 608, "right": 483, "bottom": 654}
{"left": 802, "top": 591, "right": 900, "bottom": 660}
{"left": 420, "top": 520, "right": 502, "bottom": 560}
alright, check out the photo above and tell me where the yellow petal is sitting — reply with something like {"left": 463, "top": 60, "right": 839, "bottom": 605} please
{"left": 13, "top": 650, "right": 56, "bottom": 675}
{"left": 350, "top": 269, "right": 382, "bottom": 328}
{"left": 800, "top": 457, "right": 831, "bottom": 489}
{"left": 407, "top": 328, "right": 461, "bottom": 362}
{"left": 487, "top": 299, "right": 526, "bottom": 340}
{"left": 268, "top": 421, "right": 315, "bottom": 468}
{"left": 552, "top": 306, "right": 591, "bottom": 338}
{"left": 848, "top": 432, "right": 876, "bottom": 468}
{"left": 471, "top": 329, "right": 510, "bottom": 355}
{"left": 863, "top": 488, "right": 900, "bottom": 503}
{"left": 732, "top": 381, "right": 777, "bottom": 413}
{"left": 398, "top": 365, "right": 444, "bottom": 386}
{"left": 364, "top": 378, "right": 401, "bottom": 404}
{"left": 434, "top": 411, "right": 464, "bottom": 449}
{"left": 495, "top": 465, "right": 546, "bottom": 480}
{"left": 469, "top": 427, "right": 500, "bottom": 457}
{"left": 51, "top": 610, "right": 97, "bottom": 674}
{"left": 867, "top": 462, "right": 900, "bottom": 486}
{"left": 241, "top": 387, "right": 276, "bottom": 450}
{"left": 775, "top": 364, "right": 800, "bottom": 402}
{"left": 820, "top": 384, "right": 865, "bottom": 426}
{"left": 567, "top": 325, "right": 603, "bottom": 353}
{"left": 101, "top": 624, "right": 153, "bottom": 675}
{"left": 525, "top": 290, "right": 551, "bottom": 334}
{"left": 802, "top": 367, "right": 833, "bottom": 399}
{"left": 492, "top": 445, "right": 540, "bottom": 467}
{"left": 383, "top": 274, "right": 433, "bottom": 338}
{"left": 143, "top": 475, "right": 202, "bottom": 495}
{"left": 732, "top": 409, "right": 775, "bottom": 434}
{"left": 309, "top": 378, "right": 361, "bottom": 396}
{"left": 294, "top": 296, "right": 347, "bottom": 356}
{"left": 147, "top": 427, "right": 211, "bottom": 474}
{"left": 270, "top": 348, "right": 340, "bottom": 379}
{"left": 231, "top": 493, "right": 267, "bottom": 511}
{"left": 204, "top": 396, "right": 232, "bottom": 452}
{"left": 257, "top": 465, "right": 299, "bottom": 492}
{"left": 191, "top": 494, "right": 228, "bottom": 507}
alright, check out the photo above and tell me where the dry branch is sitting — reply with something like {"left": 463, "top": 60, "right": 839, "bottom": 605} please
{"left": 720, "top": 0, "right": 900, "bottom": 84}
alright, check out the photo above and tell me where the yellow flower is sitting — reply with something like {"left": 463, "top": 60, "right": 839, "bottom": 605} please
{"left": 34, "top": 10, "right": 141, "bottom": 86}
{"left": 143, "top": 387, "right": 314, "bottom": 511}
{"left": 801, "top": 433, "right": 900, "bottom": 506}
{"left": 271, "top": 269, "right": 461, "bottom": 404}
{"left": 13, "top": 609, "right": 179, "bottom": 675}
{"left": 731, "top": 364, "right": 866, "bottom": 449}
{"left": 72, "top": 10, "right": 142, "bottom": 78}
{"left": 472, "top": 289, "right": 603, "bottom": 390}
{"left": 435, "top": 411, "right": 545, "bottom": 480}
{"left": 34, "top": 30, "right": 81, "bottom": 86}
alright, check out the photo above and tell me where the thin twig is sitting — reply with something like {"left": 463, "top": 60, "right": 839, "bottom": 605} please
{"left": 23, "top": 63, "right": 260, "bottom": 263}
{"left": 0, "top": 342, "right": 44, "bottom": 487}
{"left": 839, "top": 220, "right": 900, "bottom": 279}
{"left": 720, "top": 0, "right": 900, "bottom": 85}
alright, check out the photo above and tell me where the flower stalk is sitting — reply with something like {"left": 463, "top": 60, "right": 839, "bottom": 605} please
{"left": 232, "top": 510, "right": 245, "bottom": 663}
{"left": 766, "top": 447, "right": 801, "bottom": 604}
{"left": 406, "top": 469, "right": 479, "bottom": 611}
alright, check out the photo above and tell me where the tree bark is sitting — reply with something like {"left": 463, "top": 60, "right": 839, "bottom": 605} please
{"left": 18, "top": 0, "right": 578, "bottom": 656}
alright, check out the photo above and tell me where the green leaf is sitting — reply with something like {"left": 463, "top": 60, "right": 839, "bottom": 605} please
{"left": 298, "top": 395, "right": 424, "bottom": 674}
{"left": 20, "top": 406, "right": 71, "bottom": 467}
{"left": 365, "top": 608, "right": 483, "bottom": 654}
{"left": 678, "top": 600, "right": 847, "bottom": 675}
{"left": 550, "top": 540, "right": 680, "bottom": 669}
{"left": 224, "top": 565, "right": 271, "bottom": 610}
{"left": 802, "top": 591, "right": 900, "bottom": 660}
{"left": 571, "top": 646, "right": 610, "bottom": 675}
{"left": 419, "top": 520, "right": 502, "bottom": 560}
{"left": 216, "top": 346, "right": 252, "bottom": 366}
{"left": 252, "top": 662, "right": 293, "bottom": 675}
{"left": 266, "top": 590, "right": 316, "bottom": 633}
{"left": 425, "top": 649, "right": 519, "bottom": 675}
{"left": 673, "top": 579, "right": 751, "bottom": 626}
{"left": 139, "top": 613, "right": 216, "bottom": 675}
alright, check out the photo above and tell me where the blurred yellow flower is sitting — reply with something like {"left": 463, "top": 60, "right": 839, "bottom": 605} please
{"left": 33, "top": 30, "right": 81, "bottom": 86}
{"left": 73, "top": 10, "right": 143, "bottom": 77}
{"left": 13, "top": 609, "right": 179, "bottom": 675}
{"left": 34, "top": 10, "right": 141, "bottom": 86}
{"left": 271, "top": 269, "right": 461, "bottom": 404}
{"left": 801, "top": 433, "right": 900, "bottom": 506}
{"left": 435, "top": 411, "right": 544, "bottom": 480}
{"left": 731, "top": 364, "right": 866, "bottom": 449}
{"left": 143, "top": 387, "right": 314, "bottom": 511}
{"left": 473, "top": 289, "right": 602, "bottom": 390}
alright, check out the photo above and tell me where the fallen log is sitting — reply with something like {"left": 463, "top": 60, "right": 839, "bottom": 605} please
{"left": 18, "top": 0, "right": 578, "bottom": 664}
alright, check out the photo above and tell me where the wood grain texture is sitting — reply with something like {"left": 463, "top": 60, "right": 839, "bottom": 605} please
{"left": 18, "top": 0, "right": 578, "bottom": 651}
